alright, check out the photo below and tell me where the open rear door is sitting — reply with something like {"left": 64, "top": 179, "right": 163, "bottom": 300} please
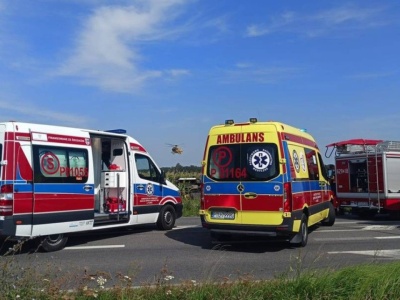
{"left": 30, "top": 131, "right": 95, "bottom": 236}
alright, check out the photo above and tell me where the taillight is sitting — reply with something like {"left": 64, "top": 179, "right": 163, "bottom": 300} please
{"left": 283, "top": 182, "right": 292, "bottom": 212}
{"left": 0, "top": 184, "right": 13, "bottom": 216}
{"left": 200, "top": 182, "right": 204, "bottom": 209}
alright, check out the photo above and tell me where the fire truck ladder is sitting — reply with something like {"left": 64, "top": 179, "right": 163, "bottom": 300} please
{"left": 374, "top": 146, "right": 381, "bottom": 213}
{"left": 363, "top": 144, "right": 378, "bottom": 212}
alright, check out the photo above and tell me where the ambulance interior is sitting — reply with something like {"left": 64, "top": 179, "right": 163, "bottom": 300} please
{"left": 91, "top": 136, "right": 129, "bottom": 223}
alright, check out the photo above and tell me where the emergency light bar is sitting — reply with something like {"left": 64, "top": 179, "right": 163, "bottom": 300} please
{"left": 105, "top": 129, "right": 127, "bottom": 134}
{"left": 225, "top": 119, "right": 234, "bottom": 125}
{"left": 249, "top": 118, "right": 257, "bottom": 123}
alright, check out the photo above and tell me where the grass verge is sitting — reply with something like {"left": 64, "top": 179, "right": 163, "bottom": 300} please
{"left": 1, "top": 254, "right": 400, "bottom": 299}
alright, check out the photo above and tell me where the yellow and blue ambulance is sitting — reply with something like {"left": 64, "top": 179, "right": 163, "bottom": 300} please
{"left": 199, "top": 118, "right": 335, "bottom": 246}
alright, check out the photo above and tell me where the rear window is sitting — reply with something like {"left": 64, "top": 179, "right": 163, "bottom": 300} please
{"left": 207, "top": 143, "right": 279, "bottom": 181}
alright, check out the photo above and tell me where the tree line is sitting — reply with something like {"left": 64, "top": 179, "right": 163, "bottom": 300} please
{"left": 161, "top": 163, "right": 201, "bottom": 174}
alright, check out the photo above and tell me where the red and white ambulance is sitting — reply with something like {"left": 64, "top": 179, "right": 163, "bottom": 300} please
{"left": 0, "top": 121, "right": 182, "bottom": 251}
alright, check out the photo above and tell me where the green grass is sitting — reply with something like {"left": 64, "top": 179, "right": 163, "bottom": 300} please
{"left": 180, "top": 188, "right": 200, "bottom": 217}
{"left": 182, "top": 195, "right": 200, "bottom": 217}
{"left": 1, "top": 256, "right": 400, "bottom": 299}
{"left": 62, "top": 261, "right": 400, "bottom": 299}
{"left": 172, "top": 172, "right": 201, "bottom": 217}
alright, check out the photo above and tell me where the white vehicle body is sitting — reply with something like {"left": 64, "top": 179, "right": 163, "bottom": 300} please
{"left": 0, "top": 121, "right": 182, "bottom": 251}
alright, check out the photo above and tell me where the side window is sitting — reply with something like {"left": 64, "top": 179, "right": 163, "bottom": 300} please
{"left": 318, "top": 153, "right": 329, "bottom": 181}
{"left": 33, "top": 146, "right": 88, "bottom": 183}
{"left": 305, "top": 148, "right": 319, "bottom": 181}
{"left": 135, "top": 154, "right": 160, "bottom": 182}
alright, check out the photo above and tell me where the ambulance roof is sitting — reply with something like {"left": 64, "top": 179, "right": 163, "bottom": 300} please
{"left": 0, "top": 121, "right": 141, "bottom": 144}
{"left": 210, "top": 120, "right": 314, "bottom": 139}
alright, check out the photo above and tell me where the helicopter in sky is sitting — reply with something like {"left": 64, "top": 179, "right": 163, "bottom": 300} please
{"left": 167, "top": 143, "right": 183, "bottom": 154}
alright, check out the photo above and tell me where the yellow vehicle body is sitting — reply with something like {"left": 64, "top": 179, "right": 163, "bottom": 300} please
{"left": 200, "top": 118, "right": 335, "bottom": 246}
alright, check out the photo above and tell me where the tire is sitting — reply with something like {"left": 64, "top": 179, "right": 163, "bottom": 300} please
{"left": 157, "top": 204, "right": 176, "bottom": 230}
{"left": 292, "top": 214, "right": 308, "bottom": 247}
{"left": 39, "top": 234, "right": 68, "bottom": 252}
{"left": 322, "top": 202, "right": 336, "bottom": 226}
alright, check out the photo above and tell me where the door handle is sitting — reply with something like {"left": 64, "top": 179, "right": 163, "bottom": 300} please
{"left": 244, "top": 192, "right": 257, "bottom": 199}
{"left": 83, "top": 185, "right": 93, "bottom": 191}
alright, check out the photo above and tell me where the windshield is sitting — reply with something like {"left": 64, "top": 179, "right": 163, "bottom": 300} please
{"left": 207, "top": 143, "right": 279, "bottom": 182}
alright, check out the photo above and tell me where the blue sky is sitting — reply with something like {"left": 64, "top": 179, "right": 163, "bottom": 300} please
{"left": 0, "top": 0, "right": 399, "bottom": 167}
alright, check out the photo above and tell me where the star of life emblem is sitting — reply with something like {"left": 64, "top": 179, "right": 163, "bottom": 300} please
{"left": 249, "top": 149, "right": 273, "bottom": 172}
{"left": 146, "top": 183, "right": 154, "bottom": 196}
{"left": 293, "top": 150, "right": 300, "bottom": 173}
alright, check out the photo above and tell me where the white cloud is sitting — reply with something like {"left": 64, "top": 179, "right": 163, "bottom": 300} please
{"left": 58, "top": 0, "right": 190, "bottom": 93}
{"left": 167, "top": 69, "right": 191, "bottom": 77}
{"left": 245, "top": 5, "right": 389, "bottom": 38}
{"left": 313, "top": 6, "right": 381, "bottom": 25}
{"left": 246, "top": 24, "right": 270, "bottom": 37}
{"left": 0, "top": 101, "right": 90, "bottom": 125}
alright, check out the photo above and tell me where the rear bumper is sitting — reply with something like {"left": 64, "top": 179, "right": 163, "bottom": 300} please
{"left": 200, "top": 213, "right": 300, "bottom": 237}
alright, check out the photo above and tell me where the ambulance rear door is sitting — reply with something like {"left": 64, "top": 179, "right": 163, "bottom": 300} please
{"left": 205, "top": 124, "right": 282, "bottom": 226}
{"left": 30, "top": 130, "right": 95, "bottom": 236}
{"left": 239, "top": 124, "right": 282, "bottom": 226}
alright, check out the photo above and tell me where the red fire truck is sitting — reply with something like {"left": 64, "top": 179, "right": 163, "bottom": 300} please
{"left": 325, "top": 139, "right": 400, "bottom": 217}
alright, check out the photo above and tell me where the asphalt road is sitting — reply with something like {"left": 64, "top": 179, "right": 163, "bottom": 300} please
{"left": 2, "top": 214, "right": 400, "bottom": 288}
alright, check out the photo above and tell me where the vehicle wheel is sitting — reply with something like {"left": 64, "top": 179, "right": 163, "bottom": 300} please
{"left": 292, "top": 214, "right": 308, "bottom": 247}
{"left": 157, "top": 204, "right": 176, "bottom": 230}
{"left": 322, "top": 202, "right": 336, "bottom": 226}
{"left": 39, "top": 234, "right": 68, "bottom": 252}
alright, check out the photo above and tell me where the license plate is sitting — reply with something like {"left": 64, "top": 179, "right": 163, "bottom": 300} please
{"left": 211, "top": 211, "right": 235, "bottom": 220}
